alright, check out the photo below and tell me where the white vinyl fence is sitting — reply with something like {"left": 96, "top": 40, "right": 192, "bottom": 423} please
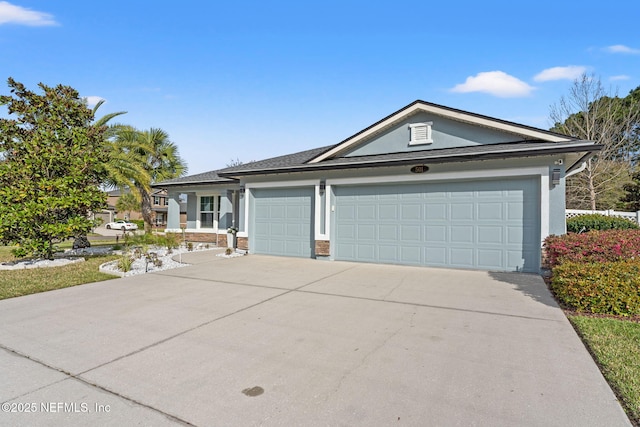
{"left": 566, "top": 209, "right": 640, "bottom": 225}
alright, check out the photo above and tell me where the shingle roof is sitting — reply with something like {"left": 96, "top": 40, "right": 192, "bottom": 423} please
{"left": 153, "top": 169, "right": 238, "bottom": 187}
{"left": 217, "top": 139, "right": 601, "bottom": 177}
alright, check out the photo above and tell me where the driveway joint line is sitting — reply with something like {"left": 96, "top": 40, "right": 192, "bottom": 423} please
{"left": 0, "top": 344, "right": 194, "bottom": 426}
{"left": 142, "top": 270, "right": 561, "bottom": 323}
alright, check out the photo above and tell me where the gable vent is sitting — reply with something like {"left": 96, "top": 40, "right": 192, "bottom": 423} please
{"left": 409, "top": 122, "right": 433, "bottom": 145}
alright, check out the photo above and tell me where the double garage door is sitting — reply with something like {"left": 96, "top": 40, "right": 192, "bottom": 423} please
{"left": 252, "top": 179, "right": 540, "bottom": 272}
{"left": 335, "top": 178, "right": 540, "bottom": 272}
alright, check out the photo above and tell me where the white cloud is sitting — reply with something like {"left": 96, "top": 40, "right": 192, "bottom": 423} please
{"left": 605, "top": 45, "right": 640, "bottom": 55}
{"left": 450, "top": 71, "right": 534, "bottom": 98}
{"left": 84, "top": 96, "right": 105, "bottom": 108}
{"left": 533, "top": 66, "right": 586, "bottom": 82}
{"left": 0, "top": 1, "right": 57, "bottom": 26}
{"left": 610, "top": 75, "right": 630, "bottom": 81}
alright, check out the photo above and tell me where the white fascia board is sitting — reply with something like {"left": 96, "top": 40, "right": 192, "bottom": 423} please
{"left": 309, "top": 103, "right": 571, "bottom": 164}
{"left": 246, "top": 179, "right": 318, "bottom": 189}
{"left": 326, "top": 166, "right": 548, "bottom": 186}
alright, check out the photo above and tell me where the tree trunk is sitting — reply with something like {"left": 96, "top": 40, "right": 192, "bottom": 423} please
{"left": 137, "top": 185, "right": 154, "bottom": 232}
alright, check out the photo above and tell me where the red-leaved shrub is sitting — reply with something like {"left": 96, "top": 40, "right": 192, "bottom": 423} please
{"left": 544, "top": 229, "right": 640, "bottom": 268}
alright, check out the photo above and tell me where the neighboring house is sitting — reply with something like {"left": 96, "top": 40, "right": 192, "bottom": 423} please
{"left": 105, "top": 189, "right": 186, "bottom": 227}
{"left": 154, "top": 100, "right": 601, "bottom": 273}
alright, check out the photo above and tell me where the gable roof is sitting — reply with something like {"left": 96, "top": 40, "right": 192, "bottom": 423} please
{"left": 308, "top": 100, "right": 577, "bottom": 164}
{"left": 155, "top": 100, "right": 601, "bottom": 187}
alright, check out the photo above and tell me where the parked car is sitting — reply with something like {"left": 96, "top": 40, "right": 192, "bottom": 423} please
{"left": 105, "top": 220, "right": 138, "bottom": 231}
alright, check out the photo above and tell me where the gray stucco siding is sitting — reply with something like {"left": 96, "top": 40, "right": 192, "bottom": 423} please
{"left": 344, "top": 112, "right": 523, "bottom": 157}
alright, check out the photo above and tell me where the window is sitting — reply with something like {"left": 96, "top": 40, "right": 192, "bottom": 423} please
{"left": 409, "top": 122, "right": 433, "bottom": 145}
{"left": 199, "top": 195, "right": 222, "bottom": 229}
{"left": 200, "top": 196, "right": 215, "bottom": 228}
{"left": 153, "top": 196, "right": 160, "bottom": 205}
{"left": 164, "top": 197, "right": 169, "bottom": 206}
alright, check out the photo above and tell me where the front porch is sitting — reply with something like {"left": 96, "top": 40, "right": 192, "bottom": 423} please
{"left": 163, "top": 186, "right": 246, "bottom": 249}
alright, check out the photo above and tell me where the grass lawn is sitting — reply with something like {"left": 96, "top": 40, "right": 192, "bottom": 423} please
{"left": 0, "top": 245, "right": 119, "bottom": 300}
{"left": 569, "top": 315, "right": 640, "bottom": 425}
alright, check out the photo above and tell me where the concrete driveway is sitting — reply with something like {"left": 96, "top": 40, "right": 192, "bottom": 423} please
{"left": 0, "top": 253, "right": 631, "bottom": 426}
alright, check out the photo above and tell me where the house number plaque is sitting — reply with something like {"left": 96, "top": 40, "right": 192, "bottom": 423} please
{"left": 410, "top": 165, "right": 429, "bottom": 173}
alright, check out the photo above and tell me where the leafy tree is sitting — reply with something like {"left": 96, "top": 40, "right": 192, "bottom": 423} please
{"left": 621, "top": 170, "right": 640, "bottom": 211}
{"left": 550, "top": 74, "right": 640, "bottom": 210}
{"left": 0, "top": 78, "right": 108, "bottom": 258}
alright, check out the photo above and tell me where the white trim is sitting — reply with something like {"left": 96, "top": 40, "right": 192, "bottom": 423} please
{"left": 540, "top": 173, "right": 549, "bottom": 243}
{"left": 196, "top": 194, "right": 220, "bottom": 231}
{"left": 315, "top": 183, "right": 330, "bottom": 240}
{"left": 245, "top": 179, "right": 319, "bottom": 189}
{"left": 326, "top": 166, "right": 547, "bottom": 186}
{"left": 309, "top": 103, "right": 571, "bottom": 163}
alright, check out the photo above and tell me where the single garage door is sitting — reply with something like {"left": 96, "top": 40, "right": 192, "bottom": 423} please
{"left": 334, "top": 178, "right": 540, "bottom": 272}
{"left": 252, "top": 187, "right": 314, "bottom": 258}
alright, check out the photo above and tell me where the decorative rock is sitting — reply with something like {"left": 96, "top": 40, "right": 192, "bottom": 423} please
{"left": 73, "top": 235, "right": 91, "bottom": 249}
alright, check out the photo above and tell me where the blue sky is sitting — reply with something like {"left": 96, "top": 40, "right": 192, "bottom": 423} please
{"left": 2, "top": 1, "right": 639, "bottom": 175}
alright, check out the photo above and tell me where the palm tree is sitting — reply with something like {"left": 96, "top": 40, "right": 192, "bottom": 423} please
{"left": 133, "top": 128, "right": 187, "bottom": 231}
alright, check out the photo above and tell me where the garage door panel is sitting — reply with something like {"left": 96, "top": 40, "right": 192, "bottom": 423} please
{"left": 356, "top": 244, "right": 376, "bottom": 261}
{"left": 426, "top": 204, "right": 447, "bottom": 220}
{"left": 450, "top": 248, "right": 475, "bottom": 267}
{"left": 400, "top": 246, "right": 422, "bottom": 264}
{"left": 401, "top": 204, "right": 422, "bottom": 220}
{"left": 426, "top": 247, "right": 447, "bottom": 264}
{"left": 478, "top": 202, "right": 503, "bottom": 220}
{"left": 478, "top": 226, "right": 503, "bottom": 244}
{"left": 426, "top": 225, "right": 447, "bottom": 242}
{"left": 379, "top": 205, "right": 397, "bottom": 219}
{"left": 451, "top": 226, "right": 474, "bottom": 243}
{"left": 379, "top": 245, "right": 399, "bottom": 262}
{"left": 451, "top": 203, "right": 474, "bottom": 219}
{"left": 334, "top": 178, "right": 540, "bottom": 272}
{"left": 379, "top": 225, "right": 399, "bottom": 240}
{"left": 477, "top": 249, "right": 503, "bottom": 269}
{"left": 357, "top": 224, "right": 376, "bottom": 240}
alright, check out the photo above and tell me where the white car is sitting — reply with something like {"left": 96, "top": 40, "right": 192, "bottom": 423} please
{"left": 105, "top": 220, "right": 138, "bottom": 231}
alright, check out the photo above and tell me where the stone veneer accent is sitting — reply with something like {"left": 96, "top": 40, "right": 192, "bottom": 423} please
{"left": 236, "top": 237, "right": 249, "bottom": 251}
{"left": 315, "top": 240, "right": 330, "bottom": 256}
{"left": 168, "top": 232, "right": 219, "bottom": 244}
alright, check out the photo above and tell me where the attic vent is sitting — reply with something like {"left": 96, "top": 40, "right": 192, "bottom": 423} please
{"left": 408, "top": 122, "right": 433, "bottom": 145}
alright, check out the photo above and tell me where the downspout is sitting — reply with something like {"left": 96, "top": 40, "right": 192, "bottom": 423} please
{"left": 565, "top": 162, "right": 587, "bottom": 179}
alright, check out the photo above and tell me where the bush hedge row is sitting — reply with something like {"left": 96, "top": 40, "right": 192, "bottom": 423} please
{"left": 544, "top": 229, "right": 640, "bottom": 268}
{"left": 566, "top": 214, "right": 638, "bottom": 233}
{"left": 551, "top": 260, "right": 640, "bottom": 316}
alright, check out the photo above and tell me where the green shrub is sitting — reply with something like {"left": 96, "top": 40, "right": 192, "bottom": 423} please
{"left": 551, "top": 260, "right": 640, "bottom": 316}
{"left": 544, "top": 230, "right": 640, "bottom": 268}
{"left": 567, "top": 214, "right": 638, "bottom": 233}
{"left": 117, "top": 255, "right": 134, "bottom": 272}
